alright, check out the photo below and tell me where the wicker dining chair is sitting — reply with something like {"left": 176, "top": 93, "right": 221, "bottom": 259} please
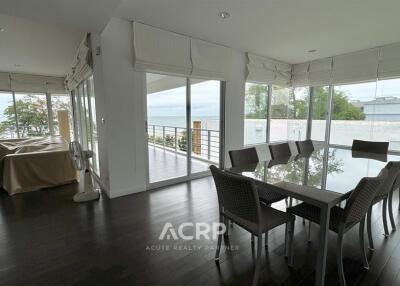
{"left": 351, "top": 139, "right": 389, "bottom": 154}
{"left": 366, "top": 161, "right": 400, "bottom": 250}
{"left": 210, "top": 165, "right": 295, "bottom": 286}
{"left": 287, "top": 174, "right": 385, "bottom": 286}
{"left": 269, "top": 142, "right": 292, "bottom": 160}
{"left": 295, "top": 140, "right": 314, "bottom": 154}
{"left": 229, "top": 147, "right": 287, "bottom": 206}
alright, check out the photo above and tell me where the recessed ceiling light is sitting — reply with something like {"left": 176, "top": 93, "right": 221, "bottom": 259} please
{"left": 308, "top": 49, "right": 317, "bottom": 53}
{"left": 218, "top": 11, "right": 230, "bottom": 19}
{"left": 0, "top": 28, "right": 5, "bottom": 32}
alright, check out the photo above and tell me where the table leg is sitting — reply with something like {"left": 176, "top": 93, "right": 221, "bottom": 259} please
{"left": 315, "top": 205, "right": 331, "bottom": 286}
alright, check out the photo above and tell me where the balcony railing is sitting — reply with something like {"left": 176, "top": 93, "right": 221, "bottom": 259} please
{"left": 147, "top": 124, "right": 220, "bottom": 163}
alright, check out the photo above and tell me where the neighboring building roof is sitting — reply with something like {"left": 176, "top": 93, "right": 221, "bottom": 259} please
{"left": 363, "top": 96, "right": 400, "bottom": 105}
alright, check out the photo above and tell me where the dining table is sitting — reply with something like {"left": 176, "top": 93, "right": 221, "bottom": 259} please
{"left": 227, "top": 146, "right": 400, "bottom": 286}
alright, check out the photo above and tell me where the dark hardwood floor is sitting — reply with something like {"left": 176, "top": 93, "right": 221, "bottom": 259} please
{"left": 0, "top": 177, "right": 399, "bottom": 286}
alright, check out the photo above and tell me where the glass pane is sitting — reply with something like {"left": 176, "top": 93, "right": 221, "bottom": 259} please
{"left": 288, "top": 87, "right": 309, "bottom": 140}
{"left": 330, "top": 82, "right": 376, "bottom": 146}
{"left": 82, "top": 81, "right": 92, "bottom": 151}
{"left": 88, "top": 76, "right": 99, "bottom": 174}
{"left": 51, "top": 94, "right": 74, "bottom": 141}
{"left": 311, "top": 86, "right": 329, "bottom": 141}
{"left": 15, "top": 93, "right": 49, "bottom": 137}
{"left": 371, "top": 78, "right": 400, "bottom": 151}
{"left": 146, "top": 73, "right": 187, "bottom": 183}
{"left": 244, "top": 82, "right": 268, "bottom": 145}
{"left": 190, "top": 79, "right": 220, "bottom": 174}
{"left": 270, "top": 85, "right": 292, "bottom": 142}
{"left": 0, "top": 92, "right": 18, "bottom": 138}
{"left": 72, "top": 91, "right": 81, "bottom": 141}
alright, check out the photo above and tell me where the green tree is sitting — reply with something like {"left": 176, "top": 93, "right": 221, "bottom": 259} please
{"left": 246, "top": 85, "right": 365, "bottom": 121}
{"left": 0, "top": 95, "right": 49, "bottom": 137}
{"left": 311, "top": 87, "right": 365, "bottom": 120}
{"left": 245, "top": 84, "right": 268, "bottom": 119}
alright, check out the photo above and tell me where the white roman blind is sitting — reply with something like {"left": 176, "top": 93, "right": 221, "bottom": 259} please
{"left": 274, "top": 61, "right": 292, "bottom": 86}
{"left": 309, "top": 58, "right": 333, "bottom": 86}
{"left": 65, "top": 33, "right": 93, "bottom": 91}
{"left": 0, "top": 72, "right": 11, "bottom": 91}
{"left": 246, "top": 53, "right": 291, "bottom": 85}
{"left": 378, "top": 43, "right": 400, "bottom": 80}
{"left": 291, "top": 62, "right": 309, "bottom": 87}
{"left": 190, "top": 39, "right": 232, "bottom": 80}
{"left": 332, "top": 48, "right": 379, "bottom": 85}
{"left": 133, "top": 22, "right": 192, "bottom": 76}
{"left": 10, "top": 73, "right": 65, "bottom": 93}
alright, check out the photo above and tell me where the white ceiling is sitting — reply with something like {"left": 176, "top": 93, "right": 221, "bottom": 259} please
{"left": 115, "top": 0, "right": 400, "bottom": 64}
{"left": 0, "top": 0, "right": 122, "bottom": 33}
{"left": 0, "top": 14, "right": 84, "bottom": 76}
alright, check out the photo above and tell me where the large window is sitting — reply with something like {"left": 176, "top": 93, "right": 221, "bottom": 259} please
{"left": 311, "top": 86, "right": 330, "bottom": 141}
{"left": 270, "top": 86, "right": 309, "bottom": 142}
{"left": 270, "top": 85, "right": 291, "bottom": 142}
{"left": 244, "top": 82, "right": 268, "bottom": 145}
{"left": 51, "top": 94, "right": 74, "bottom": 140}
{"left": 72, "top": 75, "right": 99, "bottom": 175}
{"left": 0, "top": 92, "right": 72, "bottom": 140}
{"left": 371, "top": 78, "right": 400, "bottom": 151}
{"left": 288, "top": 87, "right": 309, "bottom": 140}
{"left": 15, "top": 93, "right": 50, "bottom": 137}
{"left": 0, "top": 92, "right": 18, "bottom": 138}
{"left": 330, "top": 82, "right": 376, "bottom": 146}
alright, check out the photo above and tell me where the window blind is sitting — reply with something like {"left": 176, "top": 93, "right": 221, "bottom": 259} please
{"left": 0, "top": 72, "right": 65, "bottom": 93}
{"left": 246, "top": 53, "right": 291, "bottom": 85}
{"left": 133, "top": 22, "right": 192, "bottom": 76}
{"left": 0, "top": 72, "right": 11, "bottom": 91}
{"left": 331, "top": 48, "right": 379, "bottom": 85}
{"left": 378, "top": 43, "right": 400, "bottom": 80}
{"left": 190, "top": 39, "right": 232, "bottom": 80}
{"left": 65, "top": 33, "right": 93, "bottom": 91}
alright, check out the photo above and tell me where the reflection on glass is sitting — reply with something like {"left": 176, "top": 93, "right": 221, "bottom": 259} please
{"left": 244, "top": 82, "right": 268, "bottom": 145}
{"left": 0, "top": 92, "right": 18, "bottom": 138}
{"left": 311, "top": 86, "right": 329, "bottom": 141}
{"left": 15, "top": 93, "right": 49, "bottom": 137}
{"left": 270, "top": 85, "right": 291, "bottom": 142}
{"left": 288, "top": 87, "right": 309, "bottom": 140}
{"left": 270, "top": 86, "right": 309, "bottom": 142}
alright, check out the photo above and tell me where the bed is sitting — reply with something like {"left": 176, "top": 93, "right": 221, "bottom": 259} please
{"left": 0, "top": 137, "right": 77, "bottom": 195}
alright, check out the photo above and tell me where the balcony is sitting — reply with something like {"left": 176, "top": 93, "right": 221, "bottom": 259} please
{"left": 147, "top": 124, "right": 220, "bottom": 183}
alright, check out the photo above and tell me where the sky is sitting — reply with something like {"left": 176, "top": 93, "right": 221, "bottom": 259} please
{"left": 147, "top": 80, "right": 220, "bottom": 118}
{"left": 335, "top": 78, "right": 400, "bottom": 101}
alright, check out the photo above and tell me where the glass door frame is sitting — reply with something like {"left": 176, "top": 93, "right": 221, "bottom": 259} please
{"left": 146, "top": 77, "right": 225, "bottom": 190}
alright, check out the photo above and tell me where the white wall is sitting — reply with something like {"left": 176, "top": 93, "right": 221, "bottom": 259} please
{"left": 94, "top": 17, "right": 252, "bottom": 197}
{"left": 224, "top": 49, "right": 246, "bottom": 167}
{"left": 96, "top": 17, "right": 147, "bottom": 198}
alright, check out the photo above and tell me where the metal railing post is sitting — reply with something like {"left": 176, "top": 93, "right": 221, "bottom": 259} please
{"left": 153, "top": 125, "right": 155, "bottom": 146}
{"left": 175, "top": 127, "right": 178, "bottom": 151}
{"left": 162, "top": 126, "right": 166, "bottom": 149}
{"left": 207, "top": 130, "right": 211, "bottom": 161}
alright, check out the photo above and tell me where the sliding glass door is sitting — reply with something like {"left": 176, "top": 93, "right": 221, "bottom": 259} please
{"left": 146, "top": 73, "right": 223, "bottom": 185}
{"left": 71, "top": 75, "right": 99, "bottom": 175}
{"left": 190, "top": 79, "right": 221, "bottom": 174}
{"left": 146, "top": 74, "right": 188, "bottom": 183}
